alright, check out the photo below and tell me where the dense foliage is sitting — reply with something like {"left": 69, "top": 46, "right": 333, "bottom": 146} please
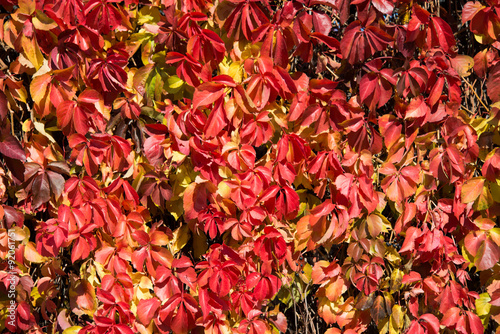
{"left": 0, "top": 0, "right": 500, "bottom": 333}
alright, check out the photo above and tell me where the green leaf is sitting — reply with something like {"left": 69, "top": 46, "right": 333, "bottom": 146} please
{"left": 476, "top": 293, "right": 492, "bottom": 326}
{"left": 474, "top": 183, "right": 493, "bottom": 211}
{"left": 137, "top": 6, "right": 161, "bottom": 25}
{"left": 166, "top": 75, "right": 185, "bottom": 94}
{"left": 489, "top": 180, "right": 500, "bottom": 203}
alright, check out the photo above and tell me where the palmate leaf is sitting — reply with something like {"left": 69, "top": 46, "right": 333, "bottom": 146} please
{"left": 220, "top": 0, "right": 269, "bottom": 40}
{"left": 7, "top": 0, "right": 500, "bottom": 333}
{"left": 165, "top": 52, "right": 203, "bottom": 87}
{"left": 462, "top": 1, "right": 500, "bottom": 44}
{"left": 359, "top": 59, "right": 397, "bottom": 111}
{"left": 83, "top": 0, "right": 129, "bottom": 34}
{"left": 45, "top": 0, "right": 85, "bottom": 28}
{"left": 30, "top": 66, "right": 76, "bottom": 117}
{"left": 187, "top": 29, "right": 226, "bottom": 64}
{"left": 156, "top": 292, "right": 201, "bottom": 334}
{"left": 380, "top": 163, "right": 420, "bottom": 203}
{"left": 407, "top": 4, "right": 456, "bottom": 53}
{"left": 56, "top": 89, "right": 107, "bottom": 135}
{"left": 87, "top": 50, "right": 128, "bottom": 93}
{"left": 340, "top": 19, "right": 393, "bottom": 64}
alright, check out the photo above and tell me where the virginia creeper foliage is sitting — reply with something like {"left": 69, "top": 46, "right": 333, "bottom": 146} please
{"left": 0, "top": 0, "right": 500, "bottom": 333}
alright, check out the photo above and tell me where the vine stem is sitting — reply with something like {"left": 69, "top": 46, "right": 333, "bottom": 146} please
{"left": 461, "top": 75, "right": 490, "bottom": 112}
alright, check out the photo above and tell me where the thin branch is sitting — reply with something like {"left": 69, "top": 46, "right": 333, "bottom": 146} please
{"left": 461, "top": 75, "right": 490, "bottom": 113}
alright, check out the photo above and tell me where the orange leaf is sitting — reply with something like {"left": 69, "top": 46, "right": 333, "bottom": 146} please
{"left": 461, "top": 177, "right": 485, "bottom": 204}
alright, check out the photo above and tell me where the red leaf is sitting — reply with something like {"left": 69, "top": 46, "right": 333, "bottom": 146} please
{"left": 370, "top": 295, "right": 387, "bottom": 324}
{"left": 441, "top": 307, "right": 461, "bottom": 328}
{"left": 482, "top": 148, "right": 500, "bottom": 182}
{"left": 0, "top": 91, "right": 7, "bottom": 119}
{"left": 475, "top": 238, "right": 500, "bottom": 271}
{"left": 430, "top": 17, "right": 456, "bottom": 53}
{"left": 183, "top": 183, "right": 208, "bottom": 220}
{"left": 419, "top": 313, "right": 440, "bottom": 334}
{"left": 405, "top": 96, "right": 429, "bottom": 119}
{"left": 192, "top": 82, "right": 225, "bottom": 110}
{"left": 17, "top": 302, "right": 31, "bottom": 320}
{"left": 32, "top": 173, "right": 50, "bottom": 209}
{"left": 137, "top": 298, "right": 161, "bottom": 325}
{"left": 462, "top": 1, "right": 485, "bottom": 23}
{"left": 84, "top": 0, "right": 126, "bottom": 34}
{"left": 204, "top": 99, "right": 227, "bottom": 138}
{"left": 466, "top": 311, "right": 484, "bottom": 334}
{"left": 372, "top": 0, "right": 394, "bottom": 14}
{"left": 0, "top": 134, "right": 26, "bottom": 161}
{"left": 487, "top": 63, "right": 500, "bottom": 102}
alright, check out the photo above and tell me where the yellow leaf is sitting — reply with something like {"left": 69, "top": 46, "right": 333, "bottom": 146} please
{"left": 218, "top": 166, "right": 233, "bottom": 178}
{"left": 490, "top": 228, "right": 500, "bottom": 246}
{"left": 62, "top": 327, "right": 83, "bottom": 334}
{"left": 228, "top": 62, "right": 244, "bottom": 83}
{"left": 137, "top": 6, "right": 161, "bottom": 25}
{"left": 131, "top": 273, "right": 154, "bottom": 300}
{"left": 385, "top": 247, "right": 402, "bottom": 265}
{"left": 461, "top": 244, "right": 475, "bottom": 269}
{"left": 33, "top": 10, "right": 57, "bottom": 30}
{"left": 31, "top": 286, "right": 41, "bottom": 307}
{"left": 81, "top": 262, "right": 99, "bottom": 287}
{"left": 18, "top": 0, "right": 35, "bottom": 14}
{"left": 301, "top": 263, "right": 313, "bottom": 283}
{"left": 471, "top": 117, "right": 489, "bottom": 137}
{"left": 452, "top": 55, "right": 474, "bottom": 77}
{"left": 476, "top": 293, "right": 491, "bottom": 326}
{"left": 136, "top": 273, "right": 154, "bottom": 290}
{"left": 474, "top": 34, "right": 489, "bottom": 44}
{"left": 24, "top": 242, "right": 47, "bottom": 263}
{"left": 33, "top": 119, "right": 56, "bottom": 143}
{"left": 218, "top": 181, "right": 231, "bottom": 199}
{"left": 9, "top": 226, "right": 29, "bottom": 242}
{"left": 390, "top": 269, "right": 403, "bottom": 293}
{"left": 170, "top": 224, "right": 190, "bottom": 255}
{"left": 93, "top": 261, "right": 107, "bottom": 281}
{"left": 378, "top": 317, "right": 389, "bottom": 334}
{"left": 21, "top": 36, "right": 44, "bottom": 70}
{"left": 389, "top": 305, "right": 405, "bottom": 334}
{"left": 172, "top": 151, "right": 186, "bottom": 164}
{"left": 165, "top": 198, "right": 183, "bottom": 220}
